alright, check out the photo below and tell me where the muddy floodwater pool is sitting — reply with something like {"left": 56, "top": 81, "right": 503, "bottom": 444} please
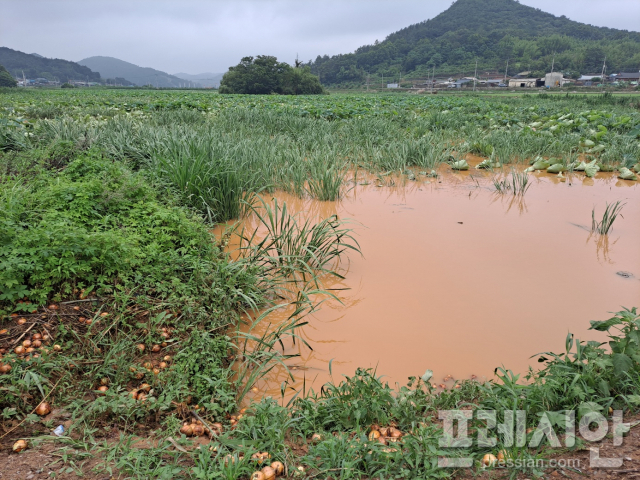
{"left": 229, "top": 164, "right": 640, "bottom": 401}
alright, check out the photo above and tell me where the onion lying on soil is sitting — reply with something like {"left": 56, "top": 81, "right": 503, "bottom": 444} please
{"left": 482, "top": 453, "right": 497, "bottom": 466}
{"left": 12, "top": 439, "right": 28, "bottom": 452}
{"left": 261, "top": 466, "right": 276, "bottom": 480}
{"left": 35, "top": 401, "right": 51, "bottom": 416}
{"left": 271, "top": 461, "right": 285, "bottom": 475}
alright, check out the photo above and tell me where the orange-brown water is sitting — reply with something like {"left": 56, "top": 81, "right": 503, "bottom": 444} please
{"left": 226, "top": 163, "right": 640, "bottom": 401}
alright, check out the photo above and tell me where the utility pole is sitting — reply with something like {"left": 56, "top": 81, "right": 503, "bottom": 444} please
{"left": 600, "top": 56, "right": 607, "bottom": 90}
{"left": 551, "top": 52, "right": 556, "bottom": 73}
{"left": 430, "top": 65, "right": 435, "bottom": 93}
{"left": 503, "top": 59, "right": 509, "bottom": 84}
{"left": 473, "top": 59, "right": 478, "bottom": 91}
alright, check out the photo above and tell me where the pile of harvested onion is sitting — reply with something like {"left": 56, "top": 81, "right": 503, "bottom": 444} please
{"left": 368, "top": 424, "right": 403, "bottom": 445}
{"left": 179, "top": 418, "right": 223, "bottom": 437}
{"left": 251, "top": 460, "right": 284, "bottom": 480}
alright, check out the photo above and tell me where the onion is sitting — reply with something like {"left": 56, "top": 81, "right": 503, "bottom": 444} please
{"left": 311, "top": 433, "right": 323, "bottom": 443}
{"left": 143, "top": 362, "right": 153, "bottom": 370}
{"left": 192, "top": 424, "right": 205, "bottom": 436}
{"left": 100, "top": 312, "right": 109, "bottom": 317}
{"left": 78, "top": 317, "right": 86, "bottom": 323}
{"left": 389, "top": 427, "right": 402, "bottom": 438}
{"left": 261, "top": 466, "right": 276, "bottom": 480}
{"left": 368, "top": 430, "right": 381, "bottom": 441}
{"left": 137, "top": 392, "right": 147, "bottom": 402}
{"left": 139, "top": 383, "right": 151, "bottom": 392}
{"left": 159, "top": 362, "right": 168, "bottom": 369}
{"left": 379, "top": 427, "right": 389, "bottom": 436}
{"left": 22, "top": 340, "right": 32, "bottom": 348}
{"left": 17, "top": 318, "right": 27, "bottom": 325}
{"left": 12, "top": 439, "right": 28, "bottom": 452}
{"left": 497, "top": 450, "right": 507, "bottom": 462}
{"left": 180, "top": 424, "right": 194, "bottom": 436}
{"left": 0, "top": 329, "right": 8, "bottom": 335}
{"left": 163, "top": 355, "right": 171, "bottom": 362}
{"left": 482, "top": 453, "right": 497, "bottom": 467}
{"left": 151, "top": 345, "right": 161, "bottom": 353}
{"left": 42, "top": 334, "right": 50, "bottom": 342}
{"left": 130, "top": 390, "right": 139, "bottom": 400}
{"left": 32, "top": 333, "right": 42, "bottom": 340}
{"left": 212, "top": 422, "right": 223, "bottom": 434}
{"left": 0, "top": 364, "right": 12, "bottom": 374}
{"left": 15, "top": 346, "right": 25, "bottom": 355}
{"left": 271, "top": 461, "right": 284, "bottom": 476}
{"left": 32, "top": 340, "right": 42, "bottom": 348}
{"left": 251, "top": 472, "right": 265, "bottom": 480}
{"left": 161, "top": 331, "right": 170, "bottom": 338}
{"left": 377, "top": 437, "right": 387, "bottom": 445}
{"left": 85, "top": 319, "right": 92, "bottom": 326}
{"left": 35, "top": 401, "right": 51, "bottom": 416}
{"left": 26, "top": 347, "right": 35, "bottom": 353}
{"left": 48, "top": 304, "right": 59, "bottom": 310}
{"left": 152, "top": 368, "right": 160, "bottom": 375}
{"left": 100, "top": 377, "right": 109, "bottom": 385}
{"left": 161, "top": 342, "right": 167, "bottom": 348}
{"left": 73, "top": 306, "right": 80, "bottom": 311}
{"left": 53, "top": 344, "right": 61, "bottom": 352}
{"left": 97, "top": 386, "right": 108, "bottom": 394}
{"left": 136, "top": 344, "right": 145, "bottom": 353}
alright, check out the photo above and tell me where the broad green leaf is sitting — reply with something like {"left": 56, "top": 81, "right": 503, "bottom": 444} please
{"left": 612, "top": 353, "right": 633, "bottom": 376}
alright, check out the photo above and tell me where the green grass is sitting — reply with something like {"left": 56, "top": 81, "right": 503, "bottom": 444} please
{"left": 591, "top": 201, "right": 626, "bottom": 234}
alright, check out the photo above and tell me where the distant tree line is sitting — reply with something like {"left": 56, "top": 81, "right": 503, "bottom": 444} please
{"left": 309, "top": 0, "right": 640, "bottom": 86}
{"left": 219, "top": 56, "right": 323, "bottom": 95}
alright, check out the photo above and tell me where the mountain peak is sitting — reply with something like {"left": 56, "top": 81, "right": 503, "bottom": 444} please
{"left": 312, "top": 0, "right": 640, "bottom": 85}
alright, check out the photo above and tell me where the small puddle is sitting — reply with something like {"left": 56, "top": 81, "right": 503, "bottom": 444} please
{"left": 227, "top": 161, "right": 640, "bottom": 401}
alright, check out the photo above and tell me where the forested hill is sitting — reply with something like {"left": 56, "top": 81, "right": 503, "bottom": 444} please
{"left": 0, "top": 47, "right": 100, "bottom": 82}
{"left": 310, "top": 0, "right": 640, "bottom": 86}
{"left": 79, "top": 56, "right": 199, "bottom": 88}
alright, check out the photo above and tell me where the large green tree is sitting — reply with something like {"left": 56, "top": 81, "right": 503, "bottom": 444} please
{"left": 0, "top": 64, "right": 17, "bottom": 87}
{"left": 219, "top": 56, "right": 323, "bottom": 95}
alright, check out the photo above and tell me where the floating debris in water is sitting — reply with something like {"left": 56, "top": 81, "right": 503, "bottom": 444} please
{"left": 616, "top": 271, "right": 634, "bottom": 279}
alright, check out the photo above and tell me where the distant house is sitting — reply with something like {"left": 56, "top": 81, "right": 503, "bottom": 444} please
{"left": 615, "top": 72, "right": 640, "bottom": 81}
{"left": 485, "top": 79, "right": 503, "bottom": 87}
{"left": 386, "top": 83, "right": 399, "bottom": 89}
{"left": 508, "top": 78, "right": 542, "bottom": 88}
{"left": 578, "top": 75, "right": 605, "bottom": 82}
{"left": 513, "top": 71, "right": 531, "bottom": 79}
{"left": 448, "top": 78, "right": 472, "bottom": 88}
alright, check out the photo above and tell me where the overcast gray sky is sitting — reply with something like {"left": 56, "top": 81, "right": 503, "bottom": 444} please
{"left": 1, "top": 0, "right": 638, "bottom": 75}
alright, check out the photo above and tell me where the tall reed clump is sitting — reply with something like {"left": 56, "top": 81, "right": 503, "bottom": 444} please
{"left": 153, "top": 151, "right": 248, "bottom": 223}
{"left": 239, "top": 197, "right": 361, "bottom": 291}
{"left": 306, "top": 163, "right": 345, "bottom": 201}
{"left": 493, "top": 170, "right": 531, "bottom": 195}
{"left": 591, "top": 201, "right": 625, "bottom": 235}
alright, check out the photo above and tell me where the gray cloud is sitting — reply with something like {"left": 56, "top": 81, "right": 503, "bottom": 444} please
{"left": 1, "top": 0, "right": 638, "bottom": 75}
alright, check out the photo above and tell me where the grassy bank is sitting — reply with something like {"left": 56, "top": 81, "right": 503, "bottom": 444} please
{"left": 1, "top": 89, "right": 639, "bottom": 479}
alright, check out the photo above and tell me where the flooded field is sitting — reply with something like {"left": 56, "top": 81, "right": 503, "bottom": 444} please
{"left": 234, "top": 162, "right": 640, "bottom": 400}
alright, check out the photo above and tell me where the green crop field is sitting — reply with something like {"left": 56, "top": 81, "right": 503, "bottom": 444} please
{"left": 1, "top": 88, "right": 639, "bottom": 478}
